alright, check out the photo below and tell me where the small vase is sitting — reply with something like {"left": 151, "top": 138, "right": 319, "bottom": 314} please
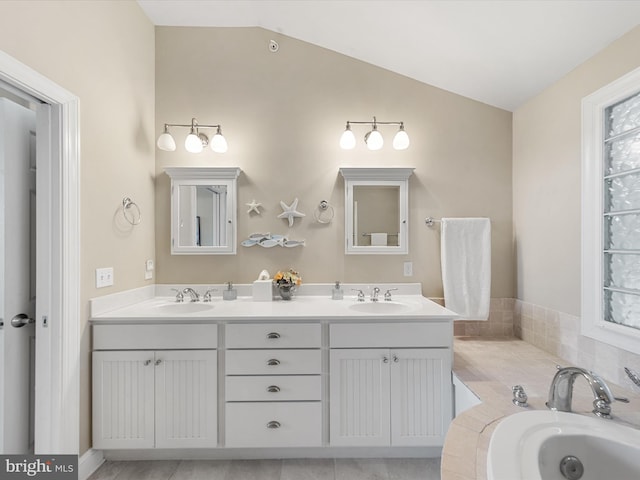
{"left": 278, "top": 282, "right": 295, "bottom": 300}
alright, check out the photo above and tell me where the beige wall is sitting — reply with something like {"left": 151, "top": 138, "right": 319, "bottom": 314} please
{"left": 155, "top": 27, "right": 514, "bottom": 298}
{"left": 513, "top": 25, "right": 640, "bottom": 316}
{"left": 0, "top": 1, "right": 155, "bottom": 455}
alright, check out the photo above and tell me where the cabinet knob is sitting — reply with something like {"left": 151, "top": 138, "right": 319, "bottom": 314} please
{"left": 267, "top": 359, "right": 280, "bottom": 366}
{"left": 383, "top": 356, "right": 389, "bottom": 363}
{"left": 266, "top": 332, "right": 281, "bottom": 339}
{"left": 144, "top": 359, "right": 152, "bottom": 366}
{"left": 155, "top": 359, "right": 162, "bottom": 366}
{"left": 393, "top": 354, "right": 399, "bottom": 363}
{"left": 267, "top": 385, "right": 281, "bottom": 393}
{"left": 266, "top": 421, "right": 281, "bottom": 429}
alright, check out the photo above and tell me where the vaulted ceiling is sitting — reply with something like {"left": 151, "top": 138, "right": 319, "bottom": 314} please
{"left": 138, "top": 0, "right": 640, "bottom": 111}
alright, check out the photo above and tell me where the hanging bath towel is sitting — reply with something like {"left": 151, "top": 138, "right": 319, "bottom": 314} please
{"left": 441, "top": 217, "right": 491, "bottom": 320}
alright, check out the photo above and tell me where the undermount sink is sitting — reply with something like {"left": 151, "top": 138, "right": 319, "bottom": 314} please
{"left": 348, "top": 301, "right": 415, "bottom": 314}
{"left": 154, "top": 302, "right": 215, "bottom": 314}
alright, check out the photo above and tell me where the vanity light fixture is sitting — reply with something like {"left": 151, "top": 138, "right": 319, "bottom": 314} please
{"left": 340, "top": 117, "right": 410, "bottom": 151}
{"left": 157, "top": 117, "right": 228, "bottom": 154}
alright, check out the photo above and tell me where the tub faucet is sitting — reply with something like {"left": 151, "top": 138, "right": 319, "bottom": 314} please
{"left": 546, "top": 366, "right": 621, "bottom": 418}
{"left": 182, "top": 287, "right": 200, "bottom": 302}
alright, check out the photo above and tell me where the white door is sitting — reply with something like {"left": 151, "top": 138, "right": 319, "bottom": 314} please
{"left": 329, "top": 348, "right": 391, "bottom": 446}
{"left": 155, "top": 349, "right": 217, "bottom": 448}
{"left": 0, "top": 97, "right": 37, "bottom": 453}
{"left": 390, "top": 348, "right": 452, "bottom": 446}
{"left": 92, "top": 350, "right": 156, "bottom": 450}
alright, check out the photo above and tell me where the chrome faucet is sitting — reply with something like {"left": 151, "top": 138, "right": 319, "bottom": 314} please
{"left": 371, "top": 287, "right": 381, "bottom": 302}
{"left": 546, "top": 366, "right": 626, "bottom": 418}
{"left": 182, "top": 287, "right": 200, "bottom": 302}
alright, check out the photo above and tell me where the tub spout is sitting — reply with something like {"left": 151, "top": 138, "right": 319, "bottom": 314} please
{"left": 546, "top": 366, "right": 615, "bottom": 418}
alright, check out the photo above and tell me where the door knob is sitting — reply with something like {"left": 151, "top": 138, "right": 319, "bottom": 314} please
{"left": 11, "top": 313, "right": 35, "bottom": 328}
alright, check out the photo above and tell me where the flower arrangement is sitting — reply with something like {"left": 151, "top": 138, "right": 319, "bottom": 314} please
{"left": 273, "top": 268, "right": 302, "bottom": 287}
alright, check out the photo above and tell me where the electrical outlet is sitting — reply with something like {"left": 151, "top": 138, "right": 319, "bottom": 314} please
{"left": 403, "top": 261, "right": 413, "bottom": 277}
{"left": 96, "top": 267, "right": 114, "bottom": 288}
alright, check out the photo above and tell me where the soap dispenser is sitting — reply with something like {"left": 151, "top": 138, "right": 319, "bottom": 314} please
{"left": 223, "top": 281, "right": 237, "bottom": 301}
{"left": 332, "top": 281, "right": 343, "bottom": 300}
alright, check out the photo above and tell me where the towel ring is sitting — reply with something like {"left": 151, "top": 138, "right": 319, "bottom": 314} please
{"left": 313, "top": 200, "right": 335, "bottom": 224}
{"left": 122, "top": 197, "right": 141, "bottom": 225}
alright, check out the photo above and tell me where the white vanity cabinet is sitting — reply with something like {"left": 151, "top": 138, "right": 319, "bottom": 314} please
{"left": 329, "top": 323, "right": 452, "bottom": 447}
{"left": 92, "top": 324, "right": 218, "bottom": 449}
{"left": 224, "top": 323, "right": 322, "bottom": 447}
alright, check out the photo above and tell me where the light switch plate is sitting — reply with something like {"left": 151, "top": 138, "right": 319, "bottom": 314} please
{"left": 403, "top": 261, "right": 413, "bottom": 277}
{"left": 96, "top": 267, "right": 114, "bottom": 288}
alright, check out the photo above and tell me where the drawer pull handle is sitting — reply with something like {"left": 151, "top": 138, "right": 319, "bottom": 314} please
{"left": 267, "top": 332, "right": 281, "bottom": 339}
{"left": 155, "top": 359, "right": 162, "bottom": 366}
{"left": 144, "top": 360, "right": 152, "bottom": 366}
{"left": 267, "top": 385, "right": 281, "bottom": 393}
{"left": 266, "top": 421, "right": 281, "bottom": 429}
{"left": 267, "top": 359, "right": 280, "bottom": 366}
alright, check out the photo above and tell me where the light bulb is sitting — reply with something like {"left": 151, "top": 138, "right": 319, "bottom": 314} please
{"left": 393, "top": 125, "right": 410, "bottom": 150}
{"left": 210, "top": 127, "right": 228, "bottom": 153}
{"left": 185, "top": 132, "right": 203, "bottom": 153}
{"left": 365, "top": 127, "right": 383, "bottom": 150}
{"left": 340, "top": 124, "right": 356, "bottom": 149}
{"left": 156, "top": 131, "right": 176, "bottom": 151}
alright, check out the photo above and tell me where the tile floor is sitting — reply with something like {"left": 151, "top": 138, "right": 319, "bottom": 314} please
{"left": 88, "top": 458, "right": 442, "bottom": 480}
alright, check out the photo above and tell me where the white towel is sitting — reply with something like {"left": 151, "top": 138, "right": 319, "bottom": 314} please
{"left": 370, "top": 233, "right": 388, "bottom": 246}
{"left": 441, "top": 218, "right": 491, "bottom": 320}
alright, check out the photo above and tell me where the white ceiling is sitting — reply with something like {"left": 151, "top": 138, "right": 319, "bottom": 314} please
{"left": 137, "top": 0, "right": 640, "bottom": 111}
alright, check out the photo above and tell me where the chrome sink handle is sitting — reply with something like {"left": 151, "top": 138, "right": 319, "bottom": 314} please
{"left": 203, "top": 289, "right": 217, "bottom": 302}
{"left": 352, "top": 289, "right": 365, "bottom": 302}
{"left": 384, "top": 288, "right": 398, "bottom": 301}
{"left": 171, "top": 288, "right": 184, "bottom": 303}
{"left": 182, "top": 287, "right": 200, "bottom": 302}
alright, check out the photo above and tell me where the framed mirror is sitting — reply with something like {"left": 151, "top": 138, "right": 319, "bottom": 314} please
{"left": 340, "top": 167, "right": 414, "bottom": 255}
{"left": 165, "top": 167, "right": 241, "bottom": 254}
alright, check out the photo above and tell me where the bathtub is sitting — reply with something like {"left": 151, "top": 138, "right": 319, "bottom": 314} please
{"left": 487, "top": 410, "right": 640, "bottom": 480}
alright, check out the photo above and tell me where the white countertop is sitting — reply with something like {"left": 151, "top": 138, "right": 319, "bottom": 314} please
{"left": 90, "top": 283, "right": 457, "bottom": 323}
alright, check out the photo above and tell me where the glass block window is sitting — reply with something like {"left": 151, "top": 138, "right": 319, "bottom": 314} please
{"left": 603, "top": 91, "right": 640, "bottom": 330}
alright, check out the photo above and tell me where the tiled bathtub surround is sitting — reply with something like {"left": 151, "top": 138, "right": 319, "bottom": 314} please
{"left": 448, "top": 298, "right": 515, "bottom": 337}
{"left": 450, "top": 297, "right": 640, "bottom": 389}
{"left": 514, "top": 299, "right": 640, "bottom": 389}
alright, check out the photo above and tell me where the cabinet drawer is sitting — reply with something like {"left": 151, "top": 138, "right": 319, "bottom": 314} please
{"left": 226, "top": 349, "right": 321, "bottom": 375}
{"left": 225, "top": 402, "right": 321, "bottom": 447}
{"left": 226, "top": 323, "right": 321, "bottom": 348}
{"left": 93, "top": 324, "right": 218, "bottom": 350}
{"left": 226, "top": 375, "right": 321, "bottom": 401}
{"left": 330, "top": 322, "right": 451, "bottom": 348}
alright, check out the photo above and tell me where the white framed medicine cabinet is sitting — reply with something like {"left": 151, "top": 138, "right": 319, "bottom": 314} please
{"left": 340, "top": 167, "right": 414, "bottom": 255}
{"left": 165, "top": 167, "right": 241, "bottom": 255}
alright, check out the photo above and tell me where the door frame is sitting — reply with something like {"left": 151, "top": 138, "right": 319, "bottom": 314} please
{"left": 0, "top": 50, "right": 80, "bottom": 454}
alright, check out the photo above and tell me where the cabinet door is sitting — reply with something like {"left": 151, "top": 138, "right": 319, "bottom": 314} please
{"left": 329, "top": 349, "right": 390, "bottom": 446}
{"left": 154, "top": 350, "right": 218, "bottom": 448}
{"left": 92, "top": 350, "right": 155, "bottom": 449}
{"left": 390, "top": 348, "right": 452, "bottom": 446}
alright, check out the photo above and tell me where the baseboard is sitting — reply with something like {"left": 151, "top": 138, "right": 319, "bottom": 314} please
{"left": 78, "top": 448, "right": 104, "bottom": 480}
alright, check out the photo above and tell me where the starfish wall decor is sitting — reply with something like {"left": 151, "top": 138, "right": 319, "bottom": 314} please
{"left": 278, "top": 198, "right": 305, "bottom": 227}
{"left": 246, "top": 199, "right": 262, "bottom": 214}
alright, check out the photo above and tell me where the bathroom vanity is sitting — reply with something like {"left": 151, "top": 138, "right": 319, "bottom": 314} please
{"left": 90, "top": 284, "right": 455, "bottom": 459}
